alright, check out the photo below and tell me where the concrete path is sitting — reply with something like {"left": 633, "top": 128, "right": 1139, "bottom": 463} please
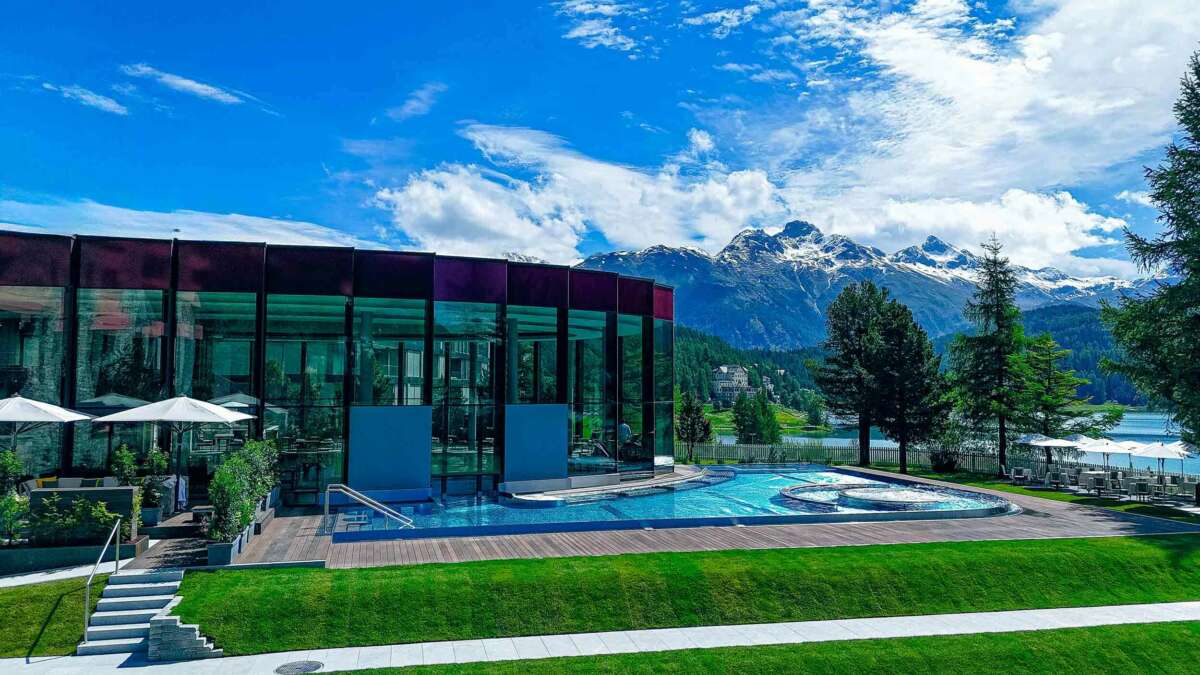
{"left": 5, "top": 601, "right": 1200, "bottom": 674}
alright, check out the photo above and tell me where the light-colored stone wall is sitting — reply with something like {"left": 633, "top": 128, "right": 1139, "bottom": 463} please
{"left": 148, "top": 597, "right": 223, "bottom": 661}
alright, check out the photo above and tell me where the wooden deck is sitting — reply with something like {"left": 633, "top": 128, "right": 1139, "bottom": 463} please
{"left": 154, "top": 470, "right": 1200, "bottom": 570}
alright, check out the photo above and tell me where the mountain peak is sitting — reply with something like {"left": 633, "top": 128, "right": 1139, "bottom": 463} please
{"left": 780, "top": 220, "right": 821, "bottom": 239}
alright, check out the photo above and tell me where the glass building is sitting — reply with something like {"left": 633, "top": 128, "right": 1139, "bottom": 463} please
{"left": 0, "top": 232, "right": 675, "bottom": 504}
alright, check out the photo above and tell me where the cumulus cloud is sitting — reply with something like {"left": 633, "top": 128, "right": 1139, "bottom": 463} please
{"left": 119, "top": 63, "right": 243, "bottom": 104}
{"left": 41, "top": 83, "right": 128, "bottom": 115}
{"left": 0, "top": 198, "right": 370, "bottom": 247}
{"left": 371, "top": 124, "right": 785, "bottom": 261}
{"left": 387, "top": 82, "right": 448, "bottom": 121}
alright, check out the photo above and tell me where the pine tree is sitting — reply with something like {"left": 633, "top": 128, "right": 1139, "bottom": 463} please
{"left": 732, "top": 392, "right": 758, "bottom": 444}
{"left": 950, "top": 237, "right": 1023, "bottom": 474}
{"left": 875, "top": 300, "right": 948, "bottom": 474}
{"left": 1012, "top": 333, "right": 1123, "bottom": 463}
{"left": 676, "top": 391, "right": 713, "bottom": 462}
{"left": 1102, "top": 52, "right": 1200, "bottom": 444}
{"left": 812, "top": 282, "right": 889, "bottom": 466}
{"left": 754, "top": 390, "right": 782, "bottom": 445}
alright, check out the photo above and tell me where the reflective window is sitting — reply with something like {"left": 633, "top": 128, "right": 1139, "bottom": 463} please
{"left": 352, "top": 298, "right": 425, "bottom": 405}
{"left": 506, "top": 305, "right": 557, "bottom": 404}
{"left": 175, "top": 291, "right": 257, "bottom": 402}
{"left": 654, "top": 318, "right": 675, "bottom": 467}
{"left": 0, "top": 286, "right": 65, "bottom": 475}
{"left": 265, "top": 294, "right": 346, "bottom": 502}
{"left": 567, "top": 309, "right": 615, "bottom": 476}
{"left": 433, "top": 301, "right": 499, "bottom": 475}
{"left": 617, "top": 314, "right": 649, "bottom": 473}
{"left": 74, "top": 289, "right": 166, "bottom": 470}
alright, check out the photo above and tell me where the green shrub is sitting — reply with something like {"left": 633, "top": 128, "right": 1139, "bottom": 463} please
{"left": 241, "top": 439, "right": 279, "bottom": 500}
{"left": 141, "top": 447, "right": 169, "bottom": 508}
{"left": 208, "top": 454, "right": 253, "bottom": 542}
{"left": 0, "top": 493, "right": 28, "bottom": 544}
{"left": 0, "top": 450, "right": 23, "bottom": 495}
{"left": 109, "top": 444, "right": 139, "bottom": 487}
{"left": 28, "top": 493, "right": 122, "bottom": 546}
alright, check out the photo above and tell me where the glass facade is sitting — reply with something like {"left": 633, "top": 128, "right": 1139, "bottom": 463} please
{"left": 0, "top": 233, "right": 674, "bottom": 501}
{"left": 433, "top": 301, "right": 499, "bottom": 477}
{"left": 0, "top": 286, "right": 66, "bottom": 476}
{"left": 266, "top": 294, "right": 347, "bottom": 504}
{"left": 74, "top": 288, "right": 167, "bottom": 471}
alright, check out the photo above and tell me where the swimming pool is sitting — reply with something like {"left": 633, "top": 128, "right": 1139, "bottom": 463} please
{"left": 330, "top": 465, "right": 1014, "bottom": 541}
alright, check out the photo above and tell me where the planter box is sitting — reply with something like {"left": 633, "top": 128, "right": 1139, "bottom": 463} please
{"left": 253, "top": 507, "right": 275, "bottom": 535}
{"left": 141, "top": 505, "right": 163, "bottom": 526}
{"left": 0, "top": 535, "right": 149, "bottom": 575}
{"left": 205, "top": 535, "right": 241, "bottom": 566}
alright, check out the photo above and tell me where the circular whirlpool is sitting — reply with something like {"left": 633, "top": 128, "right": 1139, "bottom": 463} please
{"left": 839, "top": 487, "right": 945, "bottom": 510}
{"left": 778, "top": 483, "right": 999, "bottom": 512}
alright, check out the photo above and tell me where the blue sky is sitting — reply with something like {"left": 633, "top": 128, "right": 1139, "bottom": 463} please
{"left": 1, "top": 1, "right": 1197, "bottom": 277}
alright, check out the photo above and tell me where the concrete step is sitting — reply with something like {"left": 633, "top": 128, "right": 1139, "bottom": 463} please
{"left": 102, "top": 581, "right": 180, "bottom": 598}
{"left": 89, "top": 608, "right": 160, "bottom": 626}
{"left": 96, "top": 594, "right": 174, "bottom": 612}
{"left": 76, "top": 637, "right": 148, "bottom": 656}
{"left": 86, "top": 623, "right": 150, "bottom": 641}
{"left": 108, "top": 569, "right": 184, "bottom": 585}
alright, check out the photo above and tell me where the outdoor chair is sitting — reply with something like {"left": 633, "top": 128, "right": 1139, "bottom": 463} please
{"left": 1048, "top": 471, "right": 1064, "bottom": 489}
{"left": 1088, "top": 476, "right": 1106, "bottom": 496}
{"left": 1011, "top": 468, "right": 1029, "bottom": 485}
{"left": 1133, "top": 481, "right": 1151, "bottom": 502}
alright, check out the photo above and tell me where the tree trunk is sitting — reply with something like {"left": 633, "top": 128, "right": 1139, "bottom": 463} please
{"left": 997, "top": 414, "right": 1008, "bottom": 476}
{"left": 858, "top": 412, "right": 871, "bottom": 466}
{"left": 899, "top": 432, "right": 908, "bottom": 475}
{"left": 1044, "top": 447, "right": 1053, "bottom": 466}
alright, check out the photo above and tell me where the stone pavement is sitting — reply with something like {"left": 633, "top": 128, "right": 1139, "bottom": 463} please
{"left": 5, "top": 601, "right": 1200, "bottom": 674}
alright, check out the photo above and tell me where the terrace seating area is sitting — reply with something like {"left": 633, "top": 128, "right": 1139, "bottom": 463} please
{"left": 1009, "top": 462, "right": 1200, "bottom": 510}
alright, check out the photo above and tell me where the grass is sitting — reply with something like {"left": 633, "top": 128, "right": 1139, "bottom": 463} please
{"left": 353, "top": 622, "right": 1200, "bottom": 674}
{"left": 703, "top": 403, "right": 818, "bottom": 435}
{"left": 907, "top": 469, "right": 1200, "bottom": 525}
{"left": 176, "top": 534, "right": 1200, "bottom": 655}
{"left": 0, "top": 573, "right": 106, "bottom": 657}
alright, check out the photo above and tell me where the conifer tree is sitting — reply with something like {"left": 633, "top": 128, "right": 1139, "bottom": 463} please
{"left": 676, "top": 391, "right": 713, "bottom": 462}
{"left": 875, "top": 300, "right": 948, "bottom": 474}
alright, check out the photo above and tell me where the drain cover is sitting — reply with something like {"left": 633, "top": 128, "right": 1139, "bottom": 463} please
{"left": 275, "top": 661, "right": 323, "bottom": 675}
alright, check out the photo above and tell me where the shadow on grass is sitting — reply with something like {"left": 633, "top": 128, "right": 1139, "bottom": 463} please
{"left": 24, "top": 581, "right": 82, "bottom": 660}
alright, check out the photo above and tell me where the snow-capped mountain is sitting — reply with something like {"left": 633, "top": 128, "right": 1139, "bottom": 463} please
{"left": 578, "top": 221, "right": 1151, "bottom": 349}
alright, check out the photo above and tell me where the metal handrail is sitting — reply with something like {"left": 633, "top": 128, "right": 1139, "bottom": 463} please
{"left": 83, "top": 517, "right": 122, "bottom": 641}
{"left": 324, "top": 484, "right": 415, "bottom": 529}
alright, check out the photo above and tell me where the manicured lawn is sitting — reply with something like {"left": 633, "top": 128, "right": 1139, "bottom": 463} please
{"left": 908, "top": 469, "right": 1200, "bottom": 525}
{"left": 354, "top": 622, "right": 1200, "bottom": 674}
{"left": 0, "top": 574, "right": 106, "bottom": 657}
{"left": 176, "top": 534, "right": 1200, "bottom": 655}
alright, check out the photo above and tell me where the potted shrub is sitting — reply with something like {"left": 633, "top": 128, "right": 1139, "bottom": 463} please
{"left": 206, "top": 453, "right": 255, "bottom": 565}
{"left": 140, "top": 447, "right": 168, "bottom": 526}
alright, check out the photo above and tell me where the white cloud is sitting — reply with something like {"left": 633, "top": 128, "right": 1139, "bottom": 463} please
{"left": 371, "top": 124, "right": 785, "bottom": 261}
{"left": 0, "top": 198, "right": 371, "bottom": 248}
{"left": 1115, "top": 190, "right": 1155, "bottom": 209}
{"left": 41, "top": 83, "right": 128, "bottom": 115}
{"left": 556, "top": 1, "right": 645, "bottom": 55}
{"left": 119, "top": 63, "right": 243, "bottom": 104}
{"left": 683, "top": 3, "right": 765, "bottom": 39}
{"left": 687, "top": 0, "right": 1200, "bottom": 277}
{"left": 387, "top": 82, "right": 448, "bottom": 121}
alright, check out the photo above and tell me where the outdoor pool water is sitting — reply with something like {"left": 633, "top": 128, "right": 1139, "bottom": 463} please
{"left": 331, "top": 465, "right": 1014, "bottom": 541}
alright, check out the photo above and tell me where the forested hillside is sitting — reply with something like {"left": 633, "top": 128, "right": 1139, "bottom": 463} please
{"left": 675, "top": 326, "right": 823, "bottom": 411}
{"left": 1020, "top": 304, "right": 1144, "bottom": 405}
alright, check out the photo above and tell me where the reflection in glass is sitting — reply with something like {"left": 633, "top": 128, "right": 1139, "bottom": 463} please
{"left": 265, "top": 294, "right": 346, "bottom": 501}
{"left": 74, "top": 289, "right": 166, "bottom": 470}
{"left": 433, "top": 302, "right": 499, "bottom": 476}
{"left": 507, "top": 305, "right": 557, "bottom": 404}
{"left": 567, "top": 309, "right": 615, "bottom": 476}
{"left": 654, "top": 318, "right": 675, "bottom": 468}
{"left": 0, "top": 286, "right": 65, "bottom": 475}
{"left": 617, "top": 314, "right": 648, "bottom": 473}
{"left": 352, "top": 297, "right": 425, "bottom": 405}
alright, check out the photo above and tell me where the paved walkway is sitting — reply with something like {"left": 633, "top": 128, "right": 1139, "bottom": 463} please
{"left": 6, "top": 601, "right": 1200, "bottom": 673}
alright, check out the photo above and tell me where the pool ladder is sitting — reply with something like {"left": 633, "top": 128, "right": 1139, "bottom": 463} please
{"left": 324, "top": 483, "right": 416, "bottom": 531}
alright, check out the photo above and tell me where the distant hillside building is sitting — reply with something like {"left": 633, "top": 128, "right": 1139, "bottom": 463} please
{"left": 711, "top": 365, "right": 767, "bottom": 404}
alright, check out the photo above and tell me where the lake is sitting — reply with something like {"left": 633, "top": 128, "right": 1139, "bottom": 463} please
{"left": 717, "top": 411, "right": 1194, "bottom": 473}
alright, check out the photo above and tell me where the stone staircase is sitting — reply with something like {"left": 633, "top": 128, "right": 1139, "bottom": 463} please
{"left": 77, "top": 569, "right": 183, "bottom": 656}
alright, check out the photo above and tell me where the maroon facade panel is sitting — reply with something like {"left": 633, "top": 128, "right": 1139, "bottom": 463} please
{"left": 653, "top": 285, "right": 674, "bottom": 321}
{"left": 433, "top": 256, "right": 506, "bottom": 304}
{"left": 0, "top": 232, "right": 71, "bottom": 287}
{"left": 79, "top": 237, "right": 172, "bottom": 289}
{"left": 177, "top": 241, "right": 265, "bottom": 293}
{"left": 266, "top": 245, "right": 354, "bottom": 296}
{"left": 618, "top": 277, "right": 654, "bottom": 316}
{"left": 569, "top": 269, "right": 618, "bottom": 313}
{"left": 506, "top": 263, "right": 568, "bottom": 308}
{"left": 354, "top": 250, "right": 434, "bottom": 299}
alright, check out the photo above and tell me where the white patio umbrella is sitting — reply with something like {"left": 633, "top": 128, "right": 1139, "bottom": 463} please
{"left": 0, "top": 394, "right": 91, "bottom": 456}
{"left": 1079, "top": 439, "right": 1133, "bottom": 469}
{"left": 92, "top": 396, "right": 256, "bottom": 507}
{"left": 1021, "top": 435, "right": 1079, "bottom": 464}
{"left": 1133, "top": 441, "right": 1194, "bottom": 476}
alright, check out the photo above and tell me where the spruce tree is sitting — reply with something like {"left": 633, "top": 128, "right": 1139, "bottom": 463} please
{"left": 676, "top": 391, "right": 713, "bottom": 462}
{"left": 754, "top": 390, "right": 782, "bottom": 445}
{"left": 812, "top": 282, "right": 889, "bottom": 466}
{"left": 950, "top": 237, "right": 1023, "bottom": 474}
{"left": 1102, "top": 52, "right": 1200, "bottom": 444}
{"left": 875, "top": 299, "right": 948, "bottom": 474}
{"left": 732, "top": 392, "right": 757, "bottom": 444}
